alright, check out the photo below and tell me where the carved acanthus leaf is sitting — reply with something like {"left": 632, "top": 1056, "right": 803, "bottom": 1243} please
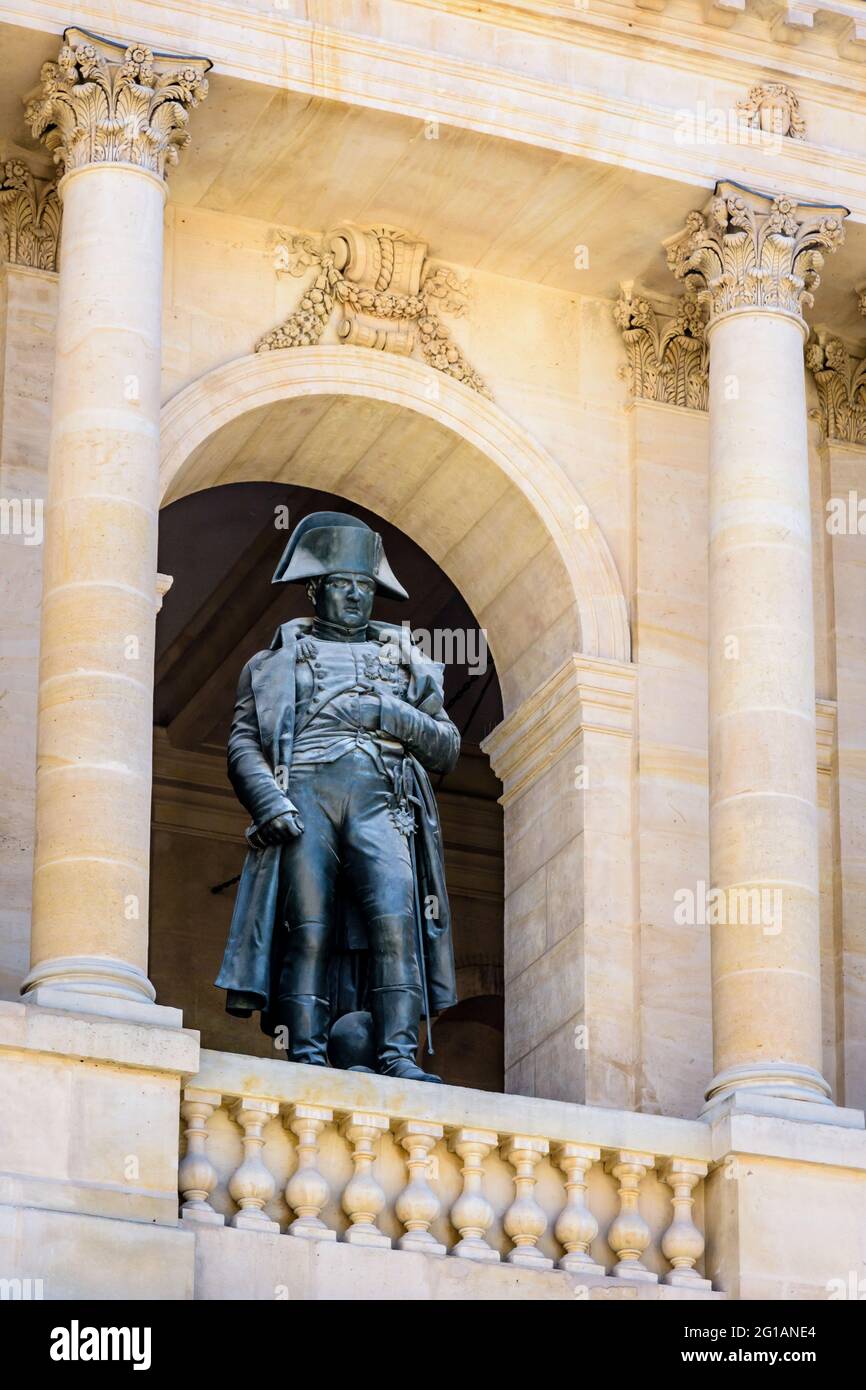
{"left": 0, "top": 161, "right": 60, "bottom": 271}
{"left": 259, "top": 223, "right": 489, "bottom": 396}
{"left": 736, "top": 84, "right": 806, "bottom": 141}
{"left": 665, "top": 182, "right": 847, "bottom": 324}
{"left": 806, "top": 333, "right": 866, "bottom": 444}
{"left": 613, "top": 284, "right": 708, "bottom": 410}
{"left": 26, "top": 28, "right": 210, "bottom": 178}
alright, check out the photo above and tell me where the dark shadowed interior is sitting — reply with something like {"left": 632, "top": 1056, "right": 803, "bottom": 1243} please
{"left": 150, "top": 481, "right": 505, "bottom": 1090}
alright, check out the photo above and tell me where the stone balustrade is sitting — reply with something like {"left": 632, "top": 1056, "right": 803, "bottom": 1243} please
{"left": 179, "top": 1049, "right": 720, "bottom": 1292}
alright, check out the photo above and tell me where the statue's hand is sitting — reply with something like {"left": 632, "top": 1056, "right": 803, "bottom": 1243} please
{"left": 355, "top": 684, "right": 382, "bottom": 731}
{"left": 256, "top": 811, "right": 305, "bottom": 846}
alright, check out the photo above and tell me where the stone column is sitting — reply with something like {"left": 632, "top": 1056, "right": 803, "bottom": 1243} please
{"left": 20, "top": 30, "right": 209, "bottom": 1016}
{"left": 0, "top": 160, "right": 60, "bottom": 1001}
{"left": 666, "top": 183, "right": 847, "bottom": 1109}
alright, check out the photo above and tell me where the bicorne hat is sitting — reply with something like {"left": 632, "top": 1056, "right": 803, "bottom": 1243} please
{"left": 271, "top": 511, "right": 409, "bottom": 600}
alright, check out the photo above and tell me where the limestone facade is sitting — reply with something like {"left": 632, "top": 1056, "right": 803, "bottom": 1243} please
{"left": 0, "top": 1, "right": 866, "bottom": 1301}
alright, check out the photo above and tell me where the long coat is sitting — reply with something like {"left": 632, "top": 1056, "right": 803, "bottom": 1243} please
{"left": 215, "top": 618, "right": 459, "bottom": 1033}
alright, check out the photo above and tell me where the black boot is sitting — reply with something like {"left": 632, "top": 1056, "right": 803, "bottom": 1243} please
{"left": 280, "top": 994, "right": 330, "bottom": 1066}
{"left": 370, "top": 986, "right": 443, "bottom": 1083}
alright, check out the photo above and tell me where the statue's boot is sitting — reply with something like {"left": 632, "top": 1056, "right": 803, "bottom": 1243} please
{"left": 281, "top": 994, "right": 330, "bottom": 1066}
{"left": 371, "top": 986, "right": 443, "bottom": 1084}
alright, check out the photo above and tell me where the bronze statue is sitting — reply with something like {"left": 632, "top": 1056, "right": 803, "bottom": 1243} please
{"left": 216, "top": 512, "right": 459, "bottom": 1082}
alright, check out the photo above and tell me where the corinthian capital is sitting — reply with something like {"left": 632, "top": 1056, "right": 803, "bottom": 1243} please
{"left": 664, "top": 181, "right": 847, "bottom": 327}
{"left": 1, "top": 160, "right": 60, "bottom": 271}
{"left": 26, "top": 27, "right": 211, "bottom": 180}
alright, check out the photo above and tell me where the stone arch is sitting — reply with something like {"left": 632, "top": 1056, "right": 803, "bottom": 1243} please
{"left": 159, "top": 346, "right": 629, "bottom": 711}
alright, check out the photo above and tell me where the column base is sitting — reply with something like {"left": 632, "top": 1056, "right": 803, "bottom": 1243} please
{"left": 25, "top": 985, "right": 182, "bottom": 1030}
{"left": 703, "top": 1061, "right": 832, "bottom": 1112}
{"left": 702, "top": 1084, "right": 864, "bottom": 1130}
{"left": 20, "top": 956, "right": 179, "bottom": 1028}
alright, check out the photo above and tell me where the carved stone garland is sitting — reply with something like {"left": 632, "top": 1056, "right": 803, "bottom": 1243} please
{"left": 258, "top": 223, "right": 490, "bottom": 396}
{"left": 0, "top": 161, "right": 61, "bottom": 271}
{"left": 25, "top": 29, "right": 210, "bottom": 178}
{"left": 613, "top": 283, "right": 708, "bottom": 409}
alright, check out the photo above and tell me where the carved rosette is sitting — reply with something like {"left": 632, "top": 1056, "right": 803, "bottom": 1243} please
{"left": 0, "top": 161, "right": 60, "bottom": 270}
{"left": 259, "top": 223, "right": 490, "bottom": 396}
{"left": 736, "top": 84, "right": 806, "bottom": 141}
{"left": 25, "top": 28, "right": 210, "bottom": 179}
{"left": 613, "top": 283, "right": 708, "bottom": 410}
{"left": 665, "top": 182, "right": 847, "bottom": 327}
{"left": 806, "top": 333, "right": 866, "bottom": 444}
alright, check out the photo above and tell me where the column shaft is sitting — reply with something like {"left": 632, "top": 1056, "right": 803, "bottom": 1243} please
{"left": 706, "top": 309, "right": 826, "bottom": 1102}
{"left": 25, "top": 165, "right": 165, "bottom": 1005}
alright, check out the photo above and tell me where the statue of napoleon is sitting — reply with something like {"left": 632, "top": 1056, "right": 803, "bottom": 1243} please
{"left": 216, "top": 512, "right": 459, "bottom": 1083}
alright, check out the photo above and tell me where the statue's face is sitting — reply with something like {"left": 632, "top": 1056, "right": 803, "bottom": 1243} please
{"left": 315, "top": 571, "right": 376, "bottom": 627}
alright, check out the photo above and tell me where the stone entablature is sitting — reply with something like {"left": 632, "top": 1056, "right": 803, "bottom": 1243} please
{"left": 633, "top": 0, "right": 866, "bottom": 57}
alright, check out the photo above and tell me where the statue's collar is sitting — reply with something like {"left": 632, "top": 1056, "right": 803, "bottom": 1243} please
{"left": 268, "top": 616, "right": 404, "bottom": 651}
{"left": 310, "top": 617, "right": 369, "bottom": 644}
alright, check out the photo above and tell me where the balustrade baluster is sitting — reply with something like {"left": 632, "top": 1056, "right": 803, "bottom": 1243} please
{"left": 502, "top": 1135, "right": 553, "bottom": 1268}
{"left": 661, "top": 1158, "right": 711, "bottom": 1287}
{"left": 179, "top": 1088, "right": 224, "bottom": 1225}
{"left": 285, "top": 1104, "right": 336, "bottom": 1241}
{"left": 340, "top": 1112, "right": 391, "bottom": 1247}
{"left": 554, "top": 1142, "right": 605, "bottom": 1275}
{"left": 396, "top": 1121, "right": 446, "bottom": 1255}
{"left": 606, "top": 1149, "right": 658, "bottom": 1282}
{"left": 228, "top": 1097, "right": 280, "bottom": 1232}
{"left": 449, "top": 1127, "right": 500, "bottom": 1262}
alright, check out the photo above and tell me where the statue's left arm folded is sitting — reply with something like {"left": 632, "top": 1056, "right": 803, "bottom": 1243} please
{"left": 377, "top": 690, "right": 460, "bottom": 774}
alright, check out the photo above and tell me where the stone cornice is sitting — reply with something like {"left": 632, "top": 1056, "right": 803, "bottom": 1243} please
{"left": 10, "top": 3, "right": 866, "bottom": 221}
{"left": 482, "top": 655, "right": 637, "bottom": 805}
